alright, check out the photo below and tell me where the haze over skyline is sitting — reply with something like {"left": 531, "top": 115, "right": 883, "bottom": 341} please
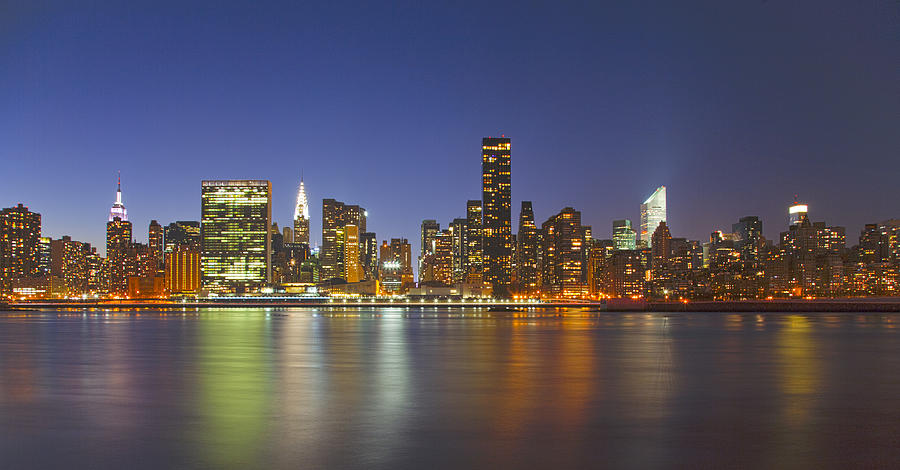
{"left": 2, "top": 1, "right": 897, "bottom": 257}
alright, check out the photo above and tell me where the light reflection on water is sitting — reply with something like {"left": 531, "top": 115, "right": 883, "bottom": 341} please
{"left": 0, "top": 308, "right": 898, "bottom": 469}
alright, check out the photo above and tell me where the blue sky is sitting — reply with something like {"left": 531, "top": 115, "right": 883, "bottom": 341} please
{"left": 2, "top": 1, "right": 897, "bottom": 256}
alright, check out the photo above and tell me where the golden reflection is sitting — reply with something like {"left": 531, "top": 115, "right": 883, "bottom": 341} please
{"left": 490, "top": 318, "right": 539, "bottom": 440}
{"left": 554, "top": 319, "right": 596, "bottom": 428}
{"left": 193, "top": 312, "right": 273, "bottom": 469}
{"left": 766, "top": 314, "right": 821, "bottom": 468}
{"left": 778, "top": 315, "right": 818, "bottom": 405}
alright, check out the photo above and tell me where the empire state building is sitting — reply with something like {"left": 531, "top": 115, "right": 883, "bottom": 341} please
{"left": 109, "top": 172, "right": 128, "bottom": 222}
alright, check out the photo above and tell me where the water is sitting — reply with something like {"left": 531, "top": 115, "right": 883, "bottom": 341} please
{"left": 0, "top": 308, "right": 897, "bottom": 469}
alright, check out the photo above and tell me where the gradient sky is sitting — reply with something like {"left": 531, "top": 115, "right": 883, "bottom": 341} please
{"left": 2, "top": 1, "right": 897, "bottom": 258}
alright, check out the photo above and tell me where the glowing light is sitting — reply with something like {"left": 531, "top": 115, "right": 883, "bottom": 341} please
{"left": 789, "top": 204, "right": 808, "bottom": 214}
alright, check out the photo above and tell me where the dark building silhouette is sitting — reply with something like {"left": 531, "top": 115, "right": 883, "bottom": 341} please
{"left": 481, "top": 136, "right": 512, "bottom": 296}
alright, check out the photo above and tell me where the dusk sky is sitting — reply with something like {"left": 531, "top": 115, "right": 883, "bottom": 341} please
{"left": 2, "top": 1, "right": 897, "bottom": 257}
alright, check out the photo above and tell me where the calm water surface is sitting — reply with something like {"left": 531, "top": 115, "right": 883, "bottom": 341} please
{"left": 0, "top": 308, "right": 897, "bottom": 469}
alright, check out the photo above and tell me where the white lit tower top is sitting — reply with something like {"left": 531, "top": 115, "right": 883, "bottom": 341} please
{"left": 789, "top": 196, "right": 808, "bottom": 226}
{"left": 293, "top": 174, "right": 310, "bottom": 244}
{"left": 109, "top": 172, "right": 128, "bottom": 222}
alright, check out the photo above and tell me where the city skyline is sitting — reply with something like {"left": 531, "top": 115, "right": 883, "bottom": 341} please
{"left": 2, "top": 2, "right": 896, "bottom": 260}
{"left": 2, "top": 162, "right": 896, "bottom": 263}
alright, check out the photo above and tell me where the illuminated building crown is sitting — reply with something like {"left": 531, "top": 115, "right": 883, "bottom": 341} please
{"left": 294, "top": 176, "right": 308, "bottom": 221}
{"left": 109, "top": 172, "right": 128, "bottom": 222}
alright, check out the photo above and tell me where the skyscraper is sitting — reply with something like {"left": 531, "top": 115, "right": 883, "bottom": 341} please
{"left": 321, "top": 199, "right": 366, "bottom": 281}
{"left": 106, "top": 217, "right": 132, "bottom": 295}
{"left": 450, "top": 218, "right": 468, "bottom": 285}
{"left": 148, "top": 220, "right": 163, "bottom": 270}
{"left": 613, "top": 219, "right": 637, "bottom": 251}
{"left": 343, "top": 224, "right": 362, "bottom": 283}
{"left": 732, "top": 216, "right": 763, "bottom": 268}
{"left": 482, "top": 136, "right": 512, "bottom": 296}
{"left": 465, "top": 200, "right": 483, "bottom": 284}
{"left": 0, "top": 204, "right": 42, "bottom": 294}
{"left": 651, "top": 221, "right": 672, "bottom": 268}
{"left": 420, "top": 229, "right": 454, "bottom": 285}
{"left": 294, "top": 176, "right": 310, "bottom": 244}
{"left": 640, "top": 186, "right": 666, "bottom": 247}
{"left": 419, "top": 219, "right": 440, "bottom": 282}
{"left": 360, "top": 232, "right": 378, "bottom": 280}
{"left": 380, "top": 238, "right": 413, "bottom": 293}
{"left": 51, "top": 236, "right": 91, "bottom": 296}
{"left": 540, "top": 207, "right": 588, "bottom": 298}
{"left": 515, "top": 201, "right": 540, "bottom": 295}
{"left": 200, "top": 180, "right": 272, "bottom": 292}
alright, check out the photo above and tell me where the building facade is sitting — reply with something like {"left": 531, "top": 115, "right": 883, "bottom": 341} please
{"left": 482, "top": 137, "right": 512, "bottom": 296}
{"left": 465, "top": 200, "right": 483, "bottom": 284}
{"left": 0, "top": 204, "right": 42, "bottom": 295}
{"left": 321, "top": 199, "right": 366, "bottom": 282}
{"left": 540, "top": 207, "right": 588, "bottom": 298}
{"left": 515, "top": 201, "right": 540, "bottom": 295}
{"left": 200, "top": 180, "right": 272, "bottom": 292}
{"left": 640, "top": 186, "right": 667, "bottom": 247}
{"left": 613, "top": 219, "right": 637, "bottom": 251}
{"left": 106, "top": 217, "right": 133, "bottom": 295}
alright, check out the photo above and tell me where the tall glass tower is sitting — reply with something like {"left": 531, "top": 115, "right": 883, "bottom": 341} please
{"left": 200, "top": 180, "right": 271, "bottom": 292}
{"left": 482, "top": 136, "right": 512, "bottom": 296}
{"left": 640, "top": 186, "right": 667, "bottom": 247}
{"left": 613, "top": 219, "right": 637, "bottom": 250}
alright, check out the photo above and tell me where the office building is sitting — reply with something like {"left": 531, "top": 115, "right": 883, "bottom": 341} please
{"left": 321, "top": 199, "right": 366, "bottom": 281}
{"left": 449, "top": 218, "right": 467, "bottom": 284}
{"left": 613, "top": 219, "right": 637, "bottom": 251}
{"left": 149, "top": 220, "right": 163, "bottom": 270}
{"left": 343, "top": 224, "right": 363, "bottom": 283}
{"left": 360, "top": 232, "right": 378, "bottom": 280}
{"left": 419, "top": 219, "right": 440, "bottom": 281}
{"left": 38, "top": 236, "right": 51, "bottom": 275}
{"left": 640, "top": 186, "right": 666, "bottom": 247}
{"left": 200, "top": 180, "right": 272, "bottom": 292}
{"left": 380, "top": 238, "right": 413, "bottom": 294}
{"left": 732, "top": 216, "right": 763, "bottom": 268}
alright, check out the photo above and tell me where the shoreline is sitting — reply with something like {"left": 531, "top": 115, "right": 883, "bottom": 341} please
{"left": 4, "top": 298, "right": 900, "bottom": 313}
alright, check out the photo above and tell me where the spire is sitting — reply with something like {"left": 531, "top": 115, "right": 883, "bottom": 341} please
{"left": 109, "top": 172, "right": 128, "bottom": 222}
{"left": 294, "top": 173, "right": 309, "bottom": 221}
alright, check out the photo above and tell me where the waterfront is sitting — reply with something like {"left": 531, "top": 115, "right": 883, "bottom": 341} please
{"left": 0, "top": 308, "right": 897, "bottom": 469}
